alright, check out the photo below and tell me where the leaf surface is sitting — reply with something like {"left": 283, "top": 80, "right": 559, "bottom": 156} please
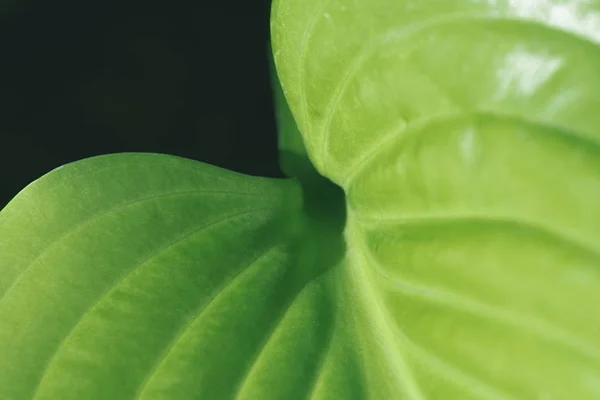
{"left": 0, "top": 153, "right": 357, "bottom": 400}
{"left": 272, "top": 0, "right": 600, "bottom": 397}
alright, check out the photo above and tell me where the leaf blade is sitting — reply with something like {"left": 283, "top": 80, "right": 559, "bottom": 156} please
{"left": 0, "top": 153, "right": 348, "bottom": 400}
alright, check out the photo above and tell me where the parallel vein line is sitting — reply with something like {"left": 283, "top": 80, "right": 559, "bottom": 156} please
{"left": 231, "top": 306, "right": 293, "bottom": 399}
{"left": 341, "top": 119, "right": 407, "bottom": 187}
{"left": 299, "top": 0, "right": 334, "bottom": 144}
{"left": 3, "top": 155, "right": 245, "bottom": 217}
{"left": 320, "top": 13, "right": 600, "bottom": 176}
{"left": 231, "top": 291, "right": 302, "bottom": 399}
{"left": 233, "top": 274, "right": 333, "bottom": 400}
{"left": 401, "top": 333, "right": 516, "bottom": 400}
{"left": 356, "top": 222, "right": 513, "bottom": 400}
{"left": 347, "top": 226, "right": 425, "bottom": 400}
{"left": 354, "top": 212, "right": 600, "bottom": 260}
{"left": 133, "top": 241, "right": 282, "bottom": 400}
{"left": 354, "top": 232, "right": 515, "bottom": 399}
{"left": 30, "top": 207, "right": 270, "bottom": 400}
{"left": 378, "top": 267, "right": 600, "bottom": 360}
{"left": 343, "top": 109, "right": 600, "bottom": 190}
{"left": 318, "top": 11, "right": 481, "bottom": 172}
{"left": 305, "top": 321, "right": 336, "bottom": 400}
{"left": 0, "top": 189, "right": 267, "bottom": 305}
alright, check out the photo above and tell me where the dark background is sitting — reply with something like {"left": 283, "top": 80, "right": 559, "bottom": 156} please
{"left": 0, "top": 0, "right": 283, "bottom": 208}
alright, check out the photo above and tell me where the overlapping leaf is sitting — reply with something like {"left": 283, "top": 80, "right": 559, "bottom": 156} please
{"left": 271, "top": 0, "right": 600, "bottom": 397}
{"left": 0, "top": 154, "right": 356, "bottom": 399}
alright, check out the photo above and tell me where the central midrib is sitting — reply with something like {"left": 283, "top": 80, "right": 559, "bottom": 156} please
{"left": 344, "top": 217, "right": 425, "bottom": 400}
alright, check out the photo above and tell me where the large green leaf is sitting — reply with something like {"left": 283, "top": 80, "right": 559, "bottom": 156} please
{"left": 272, "top": 0, "right": 600, "bottom": 184}
{"left": 0, "top": 153, "right": 353, "bottom": 399}
{"left": 271, "top": 0, "right": 600, "bottom": 397}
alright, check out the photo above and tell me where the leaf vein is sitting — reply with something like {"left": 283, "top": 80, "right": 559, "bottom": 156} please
{"left": 344, "top": 112, "right": 600, "bottom": 192}
{"left": 299, "top": 0, "right": 334, "bottom": 146}
{"left": 0, "top": 189, "right": 269, "bottom": 304}
{"left": 305, "top": 322, "right": 336, "bottom": 400}
{"left": 401, "top": 333, "right": 517, "bottom": 400}
{"left": 355, "top": 212, "right": 600, "bottom": 260}
{"left": 133, "top": 240, "right": 283, "bottom": 400}
{"left": 29, "top": 208, "right": 271, "bottom": 400}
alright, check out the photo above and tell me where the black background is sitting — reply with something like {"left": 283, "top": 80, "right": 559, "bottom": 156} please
{"left": 0, "top": 0, "right": 283, "bottom": 208}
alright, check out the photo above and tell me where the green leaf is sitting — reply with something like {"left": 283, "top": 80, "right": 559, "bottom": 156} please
{"left": 270, "top": 49, "right": 311, "bottom": 179}
{"left": 271, "top": 0, "right": 600, "bottom": 184}
{"left": 3, "top": 0, "right": 600, "bottom": 398}
{"left": 272, "top": 0, "right": 600, "bottom": 397}
{"left": 0, "top": 153, "right": 354, "bottom": 400}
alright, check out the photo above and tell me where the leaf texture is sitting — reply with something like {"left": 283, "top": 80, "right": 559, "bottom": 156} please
{"left": 0, "top": 154, "right": 359, "bottom": 400}
{"left": 272, "top": 0, "right": 600, "bottom": 397}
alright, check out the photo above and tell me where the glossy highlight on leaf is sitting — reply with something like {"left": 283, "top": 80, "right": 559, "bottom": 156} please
{"left": 2, "top": 0, "right": 600, "bottom": 399}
